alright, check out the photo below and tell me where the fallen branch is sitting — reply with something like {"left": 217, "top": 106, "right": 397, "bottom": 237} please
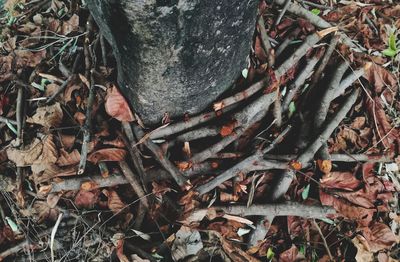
{"left": 270, "top": 88, "right": 359, "bottom": 200}
{"left": 191, "top": 90, "right": 277, "bottom": 163}
{"left": 119, "top": 161, "right": 149, "bottom": 209}
{"left": 275, "top": 27, "right": 301, "bottom": 57}
{"left": 258, "top": 15, "right": 274, "bottom": 67}
{"left": 213, "top": 202, "right": 336, "bottom": 218}
{"left": 275, "top": 0, "right": 291, "bottom": 26}
{"left": 132, "top": 124, "right": 190, "bottom": 189}
{"left": 174, "top": 126, "right": 219, "bottom": 142}
{"left": 281, "top": 52, "right": 321, "bottom": 112}
{"left": 264, "top": 153, "right": 391, "bottom": 162}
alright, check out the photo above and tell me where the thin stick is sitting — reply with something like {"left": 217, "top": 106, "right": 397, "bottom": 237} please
{"left": 0, "top": 116, "right": 17, "bottom": 125}
{"left": 132, "top": 124, "right": 190, "bottom": 189}
{"left": 213, "top": 78, "right": 268, "bottom": 112}
{"left": 275, "top": 0, "right": 291, "bottom": 26}
{"left": 275, "top": 27, "right": 301, "bottom": 57}
{"left": 100, "top": 34, "right": 107, "bottom": 66}
{"left": 16, "top": 85, "right": 24, "bottom": 146}
{"left": 270, "top": 89, "right": 359, "bottom": 200}
{"left": 211, "top": 202, "right": 336, "bottom": 218}
{"left": 262, "top": 124, "right": 292, "bottom": 154}
{"left": 301, "top": 0, "right": 333, "bottom": 10}
{"left": 51, "top": 213, "right": 63, "bottom": 262}
{"left": 313, "top": 219, "right": 333, "bottom": 261}
{"left": 119, "top": 160, "right": 149, "bottom": 229}
{"left": 258, "top": 15, "right": 274, "bottom": 67}
{"left": 191, "top": 90, "right": 277, "bottom": 163}
{"left": 264, "top": 153, "right": 391, "bottom": 162}
{"left": 174, "top": 126, "right": 219, "bottom": 142}
{"left": 281, "top": 53, "right": 321, "bottom": 112}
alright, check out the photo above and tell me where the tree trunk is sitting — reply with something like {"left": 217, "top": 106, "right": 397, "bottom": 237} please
{"left": 86, "top": 0, "right": 258, "bottom": 125}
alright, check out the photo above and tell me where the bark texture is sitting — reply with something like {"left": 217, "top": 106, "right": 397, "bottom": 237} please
{"left": 87, "top": 0, "right": 258, "bottom": 124}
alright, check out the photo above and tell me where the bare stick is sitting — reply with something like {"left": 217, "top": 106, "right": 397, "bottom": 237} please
{"left": 191, "top": 91, "right": 277, "bottom": 163}
{"left": 281, "top": 53, "right": 321, "bottom": 112}
{"left": 51, "top": 213, "right": 63, "bottom": 262}
{"left": 119, "top": 160, "right": 148, "bottom": 229}
{"left": 175, "top": 126, "right": 219, "bottom": 142}
{"left": 100, "top": 34, "right": 108, "bottom": 66}
{"left": 300, "top": 0, "right": 333, "bottom": 10}
{"left": 275, "top": 32, "right": 328, "bottom": 79}
{"left": 259, "top": 16, "right": 274, "bottom": 67}
{"left": 16, "top": 85, "right": 24, "bottom": 146}
{"left": 196, "top": 155, "right": 287, "bottom": 195}
{"left": 133, "top": 124, "right": 190, "bottom": 189}
{"left": 275, "top": 27, "right": 301, "bottom": 57}
{"left": 262, "top": 124, "right": 293, "bottom": 154}
{"left": 265, "top": 153, "right": 391, "bottom": 162}
{"left": 275, "top": 0, "right": 291, "bottom": 26}
{"left": 270, "top": 89, "right": 359, "bottom": 200}
{"left": 213, "top": 78, "right": 268, "bottom": 112}
{"left": 313, "top": 219, "right": 333, "bottom": 261}
{"left": 0, "top": 116, "right": 17, "bottom": 125}
{"left": 333, "top": 64, "right": 370, "bottom": 99}
{"left": 212, "top": 202, "right": 336, "bottom": 218}
{"left": 314, "top": 61, "right": 349, "bottom": 129}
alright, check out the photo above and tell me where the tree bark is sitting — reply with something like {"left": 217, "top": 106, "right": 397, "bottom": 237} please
{"left": 87, "top": 0, "right": 258, "bottom": 125}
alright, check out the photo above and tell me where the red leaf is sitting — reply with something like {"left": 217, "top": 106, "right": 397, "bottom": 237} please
{"left": 364, "top": 63, "right": 397, "bottom": 94}
{"left": 87, "top": 148, "right": 126, "bottom": 164}
{"left": 74, "top": 190, "right": 99, "bottom": 209}
{"left": 362, "top": 222, "right": 398, "bottom": 252}
{"left": 320, "top": 172, "right": 361, "bottom": 191}
{"left": 105, "top": 85, "right": 135, "bottom": 122}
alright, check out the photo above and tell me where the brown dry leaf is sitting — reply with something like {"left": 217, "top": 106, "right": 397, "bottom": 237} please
{"left": 0, "top": 55, "right": 14, "bottom": 82}
{"left": 115, "top": 236, "right": 130, "bottom": 262}
{"left": 103, "top": 137, "right": 125, "bottom": 148}
{"left": 87, "top": 148, "right": 127, "bottom": 164}
{"left": 6, "top": 138, "right": 43, "bottom": 167}
{"left": 44, "top": 83, "right": 61, "bottom": 98}
{"left": 74, "top": 190, "right": 99, "bottom": 209}
{"left": 279, "top": 244, "right": 299, "bottom": 262}
{"left": 59, "top": 134, "right": 75, "bottom": 150}
{"left": 64, "top": 84, "right": 81, "bottom": 102}
{"left": 31, "top": 135, "right": 58, "bottom": 174}
{"left": 320, "top": 172, "right": 361, "bottom": 191}
{"left": 33, "top": 201, "right": 59, "bottom": 223}
{"left": 351, "top": 116, "right": 366, "bottom": 129}
{"left": 362, "top": 222, "right": 399, "bottom": 252}
{"left": 352, "top": 235, "right": 373, "bottom": 262}
{"left": 46, "top": 193, "right": 61, "bottom": 208}
{"left": 105, "top": 85, "right": 135, "bottom": 122}
{"left": 364, "top": 63, "right": 397, "bottom": 94}
{"left": 57, "top": 148, "right": 80, "bottom": 166}
{"left": 61, "top": 14, "right": 79, "bottom": 35}
{"left": 14, "top": 50, "right": 46, "bottom": 68}
{"left": 27, "top": 103, "right": 63, "bottom": 129}
{"left": 80, "top": 181, "right": 99, "bottom": 191}
{"left": 103, "top": 189, "right": 126, "bottom": 214}
{"left": 74, "top": 111, "right": 86, "bottom": 126}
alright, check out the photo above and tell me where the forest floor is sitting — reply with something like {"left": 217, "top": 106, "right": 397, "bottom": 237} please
{"left": 0, "top": 0, "right": 399, "bottom": 261}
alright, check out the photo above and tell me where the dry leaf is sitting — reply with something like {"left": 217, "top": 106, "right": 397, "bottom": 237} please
{"left": 33, "top": 201, "right": 59, "bottom": 223}
{"left": 31, "top": 135, "right": 58, "bottom": 174}
{"left": 105, "top": 84, "right": 135, "bottom": 122}
{"left": 362, "top": 222, "right": 399, "bottom": 252}
{"left": 87, "top": 148, "right": 127, "bottom": 164}
{"left": 56, "top": 148, "right": 80, "bottom": 166}
{"left": 61, "top": 14, "right": 79, "bottom": 35}
{"left": 103, "top": 189, "right": 126, "bottom": 214}
{"left": 320, "top": 172, "right": 361, "bottom": 191}
{"left": 59, "top": 134, "right": 75, "bottom": 150}
{"left": 279, "top": 244, "right": 299, "bottom": 262}
{"left": 317, "top": 159, "right": 332, "bottom": 174}
{"left": 74, "top": 190, "right": 99, "bottom": 209}
{"left": 364, "top": 64, "right": 397, "bottom": 94}
{"left": 74, "top": 112, "right": 86, "bottom": 126}
{"left": 220, "top": 121, "right": 237, "bottom": 137}
{"left": 6, "top": 138, "right": 43, "bottom": 167}
{"left": 27, "top": 103, "right": 63, "bottom": 129}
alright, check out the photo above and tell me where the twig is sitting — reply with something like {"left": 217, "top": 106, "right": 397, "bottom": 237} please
{"left": 262, "top": 124, "right": 292, "bottom": 154}
{"left": 191, "top": 90, "right": 277, "bottom": 163}
{"left": 264, "top": 153, "right": 391, "bottom": 163}
{"left": 258, "top": 15, "right": 275, "bottom": 67}
{"left": 100, "top": 34, "right": 108, "bottom": 66}
{"left": 270, "top": 89, "right": 359, "bottom": 200}
{"left": 211, "top": 202, "right": 336, "bottom": 218}
{"left": 45, "top": 52, "right": 82, "bottom": 105}
{"left": 313, "top": 219, "right": 333, "bottom": 261}
{"left": 333, "top": 64, "right": 370, "bottom": 99}
{"left": 51, "top": 213, "right": 63, "bottom": 262}
{"left": 275, "top": 0, "right": 291, "bottom": 26}
{"left": 273, "top": 0, "right": 364, "bottom": 52}
{"left": 275, "top": 27, "right": 301, "bottom": 57}
{"left": 300, "top": 0, "right": 333, "bottom": 10}
{"left": 213, "top": 78, "right": 268, "bottom": 112}
{"left": 119, "top": 160, "right": 149, "bottom": 230}
{"left": 281, "top": 52, "right": 321, "bottom": 112}
{"left": 0, "top": 116, "right": 17, "bottom": 125}
{"left": 132, "top": 124, "right": 190, "bottom": 189}
{"left": 196, "top": 155, "right": 287, "bottom": 195}
{"left": 275, "top": 31, "right": 331, "bottom": 79}
{"left": 175, "top": 126, "right": 219, "bottom": 142}
{"left": 16, "top": 85, "right": 24, "bottom": 146}
{"left": 77, "top": 71, "right": 95, "bottom": 175}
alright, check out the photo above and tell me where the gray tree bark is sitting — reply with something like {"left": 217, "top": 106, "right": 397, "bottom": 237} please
{"left": 86, "top": 0, "right": 258, "bottom": 125}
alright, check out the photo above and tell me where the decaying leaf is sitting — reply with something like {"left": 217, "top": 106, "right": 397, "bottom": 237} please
{"left": 74, "top": 189, "right": 100, "bottom": 209}
{"left": 31, "top": 135, "right": 58, "bottom": 174}
{"left": 32, "top": 201, "right": 59, "bottom": 223}
{"left": 6, "top": 138, "right": 43, "bottom": 167}
{"left": 279, "top": 244, "right": 299, "bottom": 262}
{"left": 171, "top": 226, "right": 203, "bottom": 261}
{"left": 103, "top": 189, "right": 126, "bottom": 214}
{"left": 320, "top": 172, "right": 361, "bottom": 191}
{"left": 352, "top": 235, "right": 373, "bottom": 262}
{"left": 105, "top": 85, "right": 135, "bottom": 122}
{"left": 87, "top": 148, "right": 127, "bottom": 164}
{"left": 364, "top": 63, "right": 397, "bottom": 93}
{"left": 362, "top": 222, "right": 399, "bottom": 252}
{"left": 27, "top": 103, "right": 63, "bottom": 129}
{"left": 57, "top": 148, "right": 80, "bottom": 166}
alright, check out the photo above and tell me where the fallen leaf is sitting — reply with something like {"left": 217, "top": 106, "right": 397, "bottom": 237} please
{"left": 317, "top": 159, "right": 332, "bottom": 174}
{"left": 61, "top": 14, "right": 79, "bottom": 35}
{"left": 364, "top": 63, "right": 397, "bottom": 94}
{"left": 6, "top": 138, "right": 43, "bottom": 167}
{"left": 279, "top": 244, "right": 299, "bottom": 262}
{"left": 320, "top": 172, "right": 361, "bottom": 191}
{"left": 103, "top": 189, "right": 126, "bottom": 214}
{"left": 87, "top": 148, "right": 127, "bottom": 164}
{"left": 74, "top": 190, "right": 99, "bottom": 209}
{"left": 31, "top": 135, "right": 59, "bottom": 174}
{"left": 105, "top": 85, "right": 135, "bottom": 122}
{"left": 33, "top": 201, "right": 59, "bottom": 223}
{"left": 74, "top": 111, "right": 86, "bottom": 126}
{"left": 27, "top": 103, "right": 63, "bottom": 129}
{"left": 362, "top": 222, "right": 398, "bottom": 252}
{"left": 171, "top": 226, "right": 203, "bottom": 261}
{"left": 57, "top": 148, "right": 80, "bottom": 166}
{"left": 220, "top": 121, "right": 237, "bottom": 137}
